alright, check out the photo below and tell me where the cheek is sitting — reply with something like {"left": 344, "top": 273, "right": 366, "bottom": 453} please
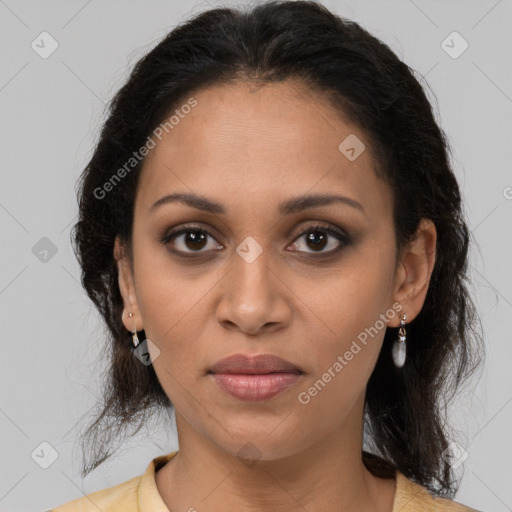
{"left": 295, "top": 303, "right": 387, "bottom": 427}
{"left": 132, "top": 263, "right": 211, "bottom": 385}
{"left": 301, "top": 255, "right": 394, "bottom": 385}
{"left": 309, "top": 255, "right": 392, "bottom": 338}
{"left": 134, "top": 245, "right": 216, "bottom": 337}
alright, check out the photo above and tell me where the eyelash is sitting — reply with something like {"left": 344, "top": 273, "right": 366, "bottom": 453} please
{"left": 159, "top": 222, "right": 352, "bottom": 259}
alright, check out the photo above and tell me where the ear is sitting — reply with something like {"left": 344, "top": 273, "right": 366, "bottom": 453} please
{"left": 114, "top": 236, "right": 143, "bottom": 332}
{"left": 389, "top": 218, "right": 437, "bottom": 327}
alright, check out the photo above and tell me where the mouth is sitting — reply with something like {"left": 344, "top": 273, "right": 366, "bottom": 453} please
{"left": 208, "top": 353, "right": 304, "bottom": 402}
{"left": 209, "top": 353, "right": 303, "bottom": 375}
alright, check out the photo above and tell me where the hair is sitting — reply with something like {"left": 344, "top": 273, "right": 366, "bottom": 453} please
{"left": 71, "top": 0, "right": 484, "bottom": 497}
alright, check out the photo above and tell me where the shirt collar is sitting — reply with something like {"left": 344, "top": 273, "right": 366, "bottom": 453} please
{"left": 138, "top": 450, "right": 179, "bottom": 511}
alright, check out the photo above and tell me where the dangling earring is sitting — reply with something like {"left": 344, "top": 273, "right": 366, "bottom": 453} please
{"left": 128, "top": 312, "right": 141, "bottom": 348}
{"left": 392, "top": 313, "right": 407, "bottom": 368}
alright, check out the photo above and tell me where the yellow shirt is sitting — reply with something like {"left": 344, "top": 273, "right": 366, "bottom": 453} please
{"left": 49, "top": 450, "right": 482, "bottom": 511}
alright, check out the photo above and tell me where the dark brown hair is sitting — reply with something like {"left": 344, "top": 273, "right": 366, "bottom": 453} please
{"left": 71, "top": 0, "right": 484, "bottom": 497}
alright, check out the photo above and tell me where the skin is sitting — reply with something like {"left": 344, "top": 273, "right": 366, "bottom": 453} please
{"left": 114, "top": 79, "right": 436, "bottom": 512}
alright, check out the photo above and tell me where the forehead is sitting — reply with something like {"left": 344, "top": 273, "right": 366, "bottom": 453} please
{"left": 136, "top": 80, "right": 391, "bottom": 221}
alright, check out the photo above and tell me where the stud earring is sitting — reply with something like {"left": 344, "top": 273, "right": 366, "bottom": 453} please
{"left": 392, "top": 313, "right": 407, "bottom": 368}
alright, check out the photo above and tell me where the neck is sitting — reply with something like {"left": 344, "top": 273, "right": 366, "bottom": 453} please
{"left": 155, "top": 397, "right": 396, "bottom": 512}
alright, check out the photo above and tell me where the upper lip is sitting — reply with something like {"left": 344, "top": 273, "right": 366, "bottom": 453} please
{"left": 209, "top": 354, "right": 303, "bottom": 374}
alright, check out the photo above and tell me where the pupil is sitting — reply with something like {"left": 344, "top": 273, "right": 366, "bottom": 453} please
{"left": 307, "top": 230, "right": 327, "bottom": 251}
{"left": 186, "top": 230, "right": 207, "bottom": 250}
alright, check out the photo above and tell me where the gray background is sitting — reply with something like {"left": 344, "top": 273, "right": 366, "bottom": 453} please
{"left": 0, "top": 0, "right": 511, "bottom": 510}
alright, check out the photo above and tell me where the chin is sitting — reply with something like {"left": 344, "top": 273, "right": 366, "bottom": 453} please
{"left": 211, "top": 424, "right": 309, "bottom": 463}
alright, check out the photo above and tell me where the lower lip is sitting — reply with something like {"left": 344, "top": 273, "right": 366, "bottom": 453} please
{"left": 211, "top": 372, "right": 302, "bottom": 401}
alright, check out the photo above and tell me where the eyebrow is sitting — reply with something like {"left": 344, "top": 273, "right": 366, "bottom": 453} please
{"left": 149, "top": 192, "right": 365, "bottom": 216}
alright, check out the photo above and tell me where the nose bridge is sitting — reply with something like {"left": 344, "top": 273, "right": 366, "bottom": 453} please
{"left": 216, "top": 235, "right": 290, "bottom": 333}
{"left": 232, "top": 235, "right": 275, "bottom": 309}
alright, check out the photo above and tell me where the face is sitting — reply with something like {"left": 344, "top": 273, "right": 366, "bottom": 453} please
{"left": 115, "top": 79, "right": 432, "bottom": 462}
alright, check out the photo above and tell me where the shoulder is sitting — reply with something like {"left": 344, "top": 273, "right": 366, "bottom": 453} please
{"left": 47, "top": 450, "right": 178, "bottom": 512}
{"left": 48, "top": 474, "right": 141, "bottom": 511}
{"left": 394, "top": 471, "right": 484, "bottom": 512}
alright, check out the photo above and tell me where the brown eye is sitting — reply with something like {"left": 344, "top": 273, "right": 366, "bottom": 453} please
{"left": 159, "top": 222, "right": 351, "bottom": 259}
{"left": 160, "top": 226, "right": 223, "bottom": 255}
{"left": 180, "top": 230, "right": 208, "bottom": 251}
{"left": 289, "top": 224, "right": 352, "bottom": 255}
{"left": 304, "top": 229, "right": 329, "bottom": 251}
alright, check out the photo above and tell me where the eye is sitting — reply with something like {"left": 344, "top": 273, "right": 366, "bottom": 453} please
{"left": 289, "top": 223, "right": 352, "bottom": 255}
{"left": 159, "top": 222, "right": 352, "bottom": 258}
{"left": 160, "top": 224, "right": 222, "bottom": 255}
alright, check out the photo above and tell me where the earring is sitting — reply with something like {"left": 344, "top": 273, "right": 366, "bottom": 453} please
{"left": 392, "top": 313, "right": 407, "bottom": 368}
{"left": 128, "top": 312, "right": 141, "bottom": 348}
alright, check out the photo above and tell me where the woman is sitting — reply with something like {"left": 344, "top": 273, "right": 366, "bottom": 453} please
{"left": 50, "top": 1, "right": 484, "bottom": 510}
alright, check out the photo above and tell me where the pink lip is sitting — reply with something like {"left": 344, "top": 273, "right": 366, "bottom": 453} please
{"left": 209, "top": 353, "right": 303, "bottom": 402}
{"left": 209, "top": 353, "right": 303, "bottom": 374}
{"left": 211, "top": 373, "right": 302, "bottom": 401}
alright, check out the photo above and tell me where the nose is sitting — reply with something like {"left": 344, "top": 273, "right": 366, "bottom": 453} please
{"left": 215, "top": 244, "right": 292, "bottom": 336}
